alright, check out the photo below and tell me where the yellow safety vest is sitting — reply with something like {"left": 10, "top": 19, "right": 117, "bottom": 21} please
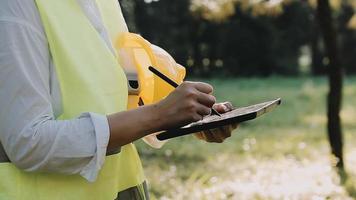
{"left": 0, "top": 0, "right": 145, "bottom": 199}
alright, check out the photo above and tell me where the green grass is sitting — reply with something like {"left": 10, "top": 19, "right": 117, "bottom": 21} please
{"left": 135, "top": 76, "right": 356, "bottom": 200}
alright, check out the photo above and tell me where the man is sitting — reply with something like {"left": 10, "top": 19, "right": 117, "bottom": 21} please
{"left": 0, "top": 0, "right": 238, "bottom": 199}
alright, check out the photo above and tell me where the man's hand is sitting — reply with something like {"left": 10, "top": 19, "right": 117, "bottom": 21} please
{"left": 155, "top": 81, "right": 216, "bottom": 130}
{"left": 194, "top": 102, "right": 239, "bottom": 143}
{"left": 108, "top": 82, "right": 237, "bottom": 149}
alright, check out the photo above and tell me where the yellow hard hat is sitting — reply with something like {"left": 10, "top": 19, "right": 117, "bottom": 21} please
{"left": 115, "top": 33, "right": 186, "bottom": 109}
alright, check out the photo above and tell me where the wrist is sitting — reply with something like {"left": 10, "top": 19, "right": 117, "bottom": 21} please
{"left": 146, "top": 103, "right": 166, "bottom": 133}
{"left": 107, "top": 104, "right": 166, "bottom": 147}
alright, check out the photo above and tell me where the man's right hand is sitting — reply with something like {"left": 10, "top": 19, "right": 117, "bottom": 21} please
{"left": 107, "top": 81, "right": 216, "bottom": 149}
{"left": 154, "top": 81, "right": 216, "bottom": 130}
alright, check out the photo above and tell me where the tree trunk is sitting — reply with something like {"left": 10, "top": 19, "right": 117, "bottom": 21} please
{"left": 310, "top": 15, "right": 326, "bottom": 76}
{"left": 316, "top": 0, "right": 344, "bottom": 169}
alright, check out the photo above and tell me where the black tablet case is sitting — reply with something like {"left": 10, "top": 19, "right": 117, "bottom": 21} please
{"left": 156, "top": 98, "right": 282, "bottom": 141}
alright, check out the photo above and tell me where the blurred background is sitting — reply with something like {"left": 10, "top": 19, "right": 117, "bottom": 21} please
{"left": 119, "top": 0, "right": 356, "bottom": 199}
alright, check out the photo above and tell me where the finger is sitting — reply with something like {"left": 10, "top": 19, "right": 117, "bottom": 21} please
{"left": 196, "top": 104, "right": 211, "bottom": 116}
{"left": 213, "top": 103, "right": 226, "bottom": 113}
{"left": 212, "top": 102, "right": 235, "bottom": 113}
{"left": 193, "top": 82, "right": 213, "bottom": 94}
{"left": 210, "top": 127, "right": 222, "bottom": 135}
{"left": 223, "top": 102, "right": 234, "bottom": 111}
{"left": 212, "top": 103, "right": 228, "bottom": 113}
{"left": 197, "top": 92, "right": 216, "bottom": 108}
{"left": 210, "top": 128, "right": 228, "bottom": 142}
{"left": 202, "top": 130, "right": 215, "bottom": 143}
{"left": 200, "top": 130, "right": 208, "bottom": 141}
{"left": 218, "top": 126, "right": 232, "bottom": 138}
{"left": 204, "top": 129, "right": 224, "bottom": 143}
{"left": 191, "top": 113, "right": 203, "bottom": 122}
{"left": 194, "top": 132, "right": 205, "bottom": 140}
{"left": 232, "top": 123, "right": 239, "bottom": 129}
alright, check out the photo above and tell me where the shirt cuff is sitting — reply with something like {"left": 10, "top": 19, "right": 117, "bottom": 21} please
{"left": 79, "top": 112, "right": 111, "bottom": 182}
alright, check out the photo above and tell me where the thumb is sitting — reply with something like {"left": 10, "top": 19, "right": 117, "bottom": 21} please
{"left": 213, "top": 103, "right": 229, "bottom": 113}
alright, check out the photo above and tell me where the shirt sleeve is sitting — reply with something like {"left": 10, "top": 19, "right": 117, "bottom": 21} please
{"left": 0, "top": 19, "right": 112, "bottom": 182}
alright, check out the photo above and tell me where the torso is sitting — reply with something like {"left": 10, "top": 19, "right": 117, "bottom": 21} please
{"left": 0, "top": 0, "right": 115, "bottom": 118}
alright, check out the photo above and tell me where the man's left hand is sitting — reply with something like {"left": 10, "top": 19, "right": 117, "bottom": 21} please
{"left": 194, "top": 102, "right": 239, "bottom": 143}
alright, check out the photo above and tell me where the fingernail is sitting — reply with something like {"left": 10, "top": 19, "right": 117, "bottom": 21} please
{"left": 223, "top": 105, "right": 229, "bottom": 112}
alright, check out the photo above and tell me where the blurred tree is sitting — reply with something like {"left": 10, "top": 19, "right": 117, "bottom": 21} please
{"left": 316, "top": 0, "right": 344, "bottom": 169}
{"left": 120, "top": 0, "right": 354, "bottom": 77}
{"left": 186, "top": 0, "right": 315, "bottom": 76}
{"left": 310, "top": 10, "right": 327, "bottom": 76}
{"left": 120, "top": 0, "right": 315, "bottom": 76}
{"left": 309, "top": 0, "right": 356, "bottom": 75}
{"left": 338, "top": 3, "right": 356, "bottom": 74}
{"left": 310, "top": 21, "right": 327, "bottom": 75}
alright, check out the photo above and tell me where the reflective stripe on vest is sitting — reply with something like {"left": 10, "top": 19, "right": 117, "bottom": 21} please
{"left": 0, "top": 0, "right": 145, "bottom": 199}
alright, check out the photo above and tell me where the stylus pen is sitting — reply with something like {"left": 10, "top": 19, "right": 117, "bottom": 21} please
{"left": 148, "top": 66, "right": 221, "bottom": 117}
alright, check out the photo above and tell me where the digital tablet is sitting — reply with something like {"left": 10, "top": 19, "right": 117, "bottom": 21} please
{"left": 156, "top": 98, "right": 282, "bottom": 141}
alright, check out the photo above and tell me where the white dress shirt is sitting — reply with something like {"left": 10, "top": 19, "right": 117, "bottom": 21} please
{"left": 0, "top": 0, "right": 123, "bottom": 182}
